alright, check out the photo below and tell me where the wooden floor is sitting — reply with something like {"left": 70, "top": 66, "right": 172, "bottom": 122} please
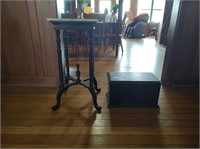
{"left": 1, "top": 37, "right": 199, "bottom": 148}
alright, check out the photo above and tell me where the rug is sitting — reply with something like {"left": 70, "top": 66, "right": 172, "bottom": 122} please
{"left": 68, "top": 45, "right": 117, "bottom": 58}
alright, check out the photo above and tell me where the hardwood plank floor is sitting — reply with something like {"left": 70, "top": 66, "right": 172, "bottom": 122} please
{"left": 1, "top": 37, "right": 199, "bottom": 148}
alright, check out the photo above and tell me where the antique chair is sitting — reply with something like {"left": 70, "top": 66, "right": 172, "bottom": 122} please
{"left": 61, "top": 13, "right": 80, "bottom": 56}
{"left": 104, "top": 13, "right": 127, "bottom": 56}
{"left": 83, "top": 13, "right": 106, "bottom": 22}
{"left": 146, "top": 22, "right": 160, "bottom": 40}
{"left": 83, "top": 13, "right": 106, "bottom": 56}
{"left": 61, "top": 12, "right": 78, "bottom": 18}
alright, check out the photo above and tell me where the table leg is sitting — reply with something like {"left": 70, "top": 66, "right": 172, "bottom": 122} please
{"left": 89, "top": 88, "right": 101, "bottom": 112}
{"left": 63, "top": 30, "right": 71, "bottom": 83}
{"left": 52, "top": 83, "right": 76, "bottom": 111}
{"left": 52, "top": 87, "right": 66, "bottom": 111}
{"left": 88, "top": 29, "right": 101, "bottom": 112}
{"left": 52, "top": 29, "right": 64, "bottom": 111}
{"left": 94, "top": 77, "right": 101, "bottom": 92}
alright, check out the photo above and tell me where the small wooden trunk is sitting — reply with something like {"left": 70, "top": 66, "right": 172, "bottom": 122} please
{"left": 107, "top": 72, "right": 161, "bottom": 108}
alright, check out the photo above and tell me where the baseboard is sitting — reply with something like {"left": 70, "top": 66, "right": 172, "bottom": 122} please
{"left": 1, "top": 76, "right": 58, "bottom": 87}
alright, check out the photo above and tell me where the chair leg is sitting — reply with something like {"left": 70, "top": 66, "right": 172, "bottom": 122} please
{"left": 103, "top": 42, "right": 107, "bottom": 55}
{"left": 112, "top": 43, "right": 115, "bottom": 51}
{"left": 76, "top": 43, "right": 79, "bottom": 56}
{"left": 101, "top": 40, "right": 106, "bottom": 56}
{"left": 120, "top": 38, "right": 123, "bottom": 55}
{"left": 82, "top": 45, "right": 86, "bottom": 56}
{"left": 72, "top": 44, "right": 77, "bottom": 56}
{"left": 83, "top": 44, "right": 88, "bottom": 57}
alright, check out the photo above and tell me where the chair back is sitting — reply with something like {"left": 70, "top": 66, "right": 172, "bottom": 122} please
{"left": 103, "top": 22, "right": 119, "bottom": 44}
{"left": 94, "top": 23, "right": 105, "bottom": 39}
{"left": 120, "top": 12, "right": 127, "bottom": 34}
{"left": 61, "top": 13, "right": 77, "bottom": 18}
{"left": 83, "top": 13, "right": 105, "bottom": 22}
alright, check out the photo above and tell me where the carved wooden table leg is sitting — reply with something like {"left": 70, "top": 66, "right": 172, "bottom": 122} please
{"left": 52, "top": 29, "right": 64, "bottom": 111}
{"left": 88, "top": 29, "right": 101, "bottom": 111}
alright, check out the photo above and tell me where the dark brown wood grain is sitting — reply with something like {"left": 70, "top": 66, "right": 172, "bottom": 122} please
{"left": 2, "top": 1, "right": 37, "bottom": 76}
{"left": 1, "top": 83, "right": 199, "bottom": 148}
{"left": 161, "top": 0, "right": 199, "bottom": 87}
{"left": 1, "top": 0, "right": 57, "bottom": 86}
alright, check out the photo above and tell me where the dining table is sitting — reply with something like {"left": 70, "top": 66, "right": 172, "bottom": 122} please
{"left": 80, "top": 20, "right": 120, "bottom": 57}
{"left": 57, "top": 14, "right": 121, "bottom": 57}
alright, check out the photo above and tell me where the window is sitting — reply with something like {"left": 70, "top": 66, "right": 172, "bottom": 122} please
{"left": 90, "top": 0, "right": 130, "bottom": 17}
{"left": 137, "top": 0, "right": 165, "bottom": 22}
{"left": 57, "top": 0, "right": 64, "bottom": 13}
{"left": 99, "top": 0, "right": 111, "bottom": 13}
{"left": 100, "top": 0, "right": 130, "bottom": 20}
{"left": 91, "top": 0, "right": 111, "bottom": 13}
{"left": 122, "top": 0, "right": 130, "bottom": 16}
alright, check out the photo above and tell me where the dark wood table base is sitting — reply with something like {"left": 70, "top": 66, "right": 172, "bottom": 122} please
{"left": 47, "top": 18, "right": 102, "bottom": 112}
{"left": 52, "top": 63, "right": 101, "bottom": 112}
